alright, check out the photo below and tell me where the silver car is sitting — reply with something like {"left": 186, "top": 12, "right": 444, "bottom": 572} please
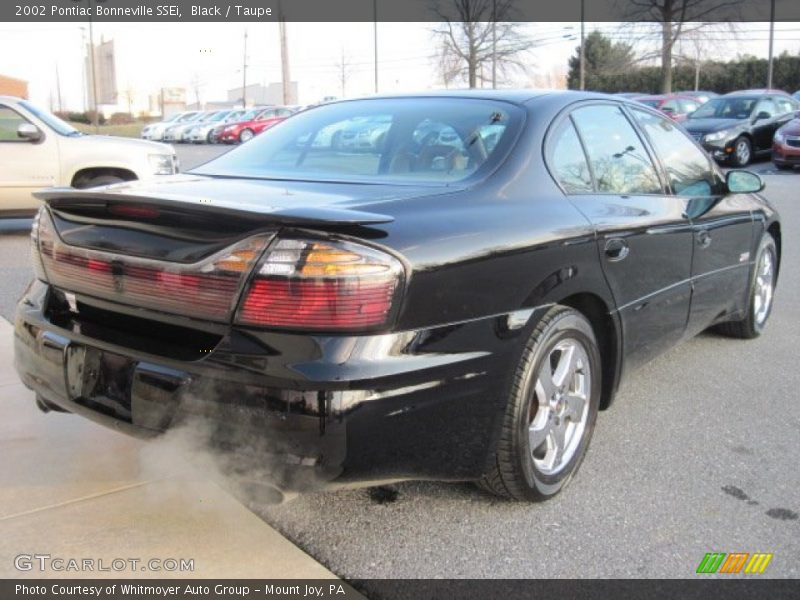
{"left": 187, "top": 110, "right": 241, "bottom": 144}
{"left": 162, "top": 111, "right": 208, "bottom": 143}
{"left": 142, "top": 111, "right": 199, "bottom": 141}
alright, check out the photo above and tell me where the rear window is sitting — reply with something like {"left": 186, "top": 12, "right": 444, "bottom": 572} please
{"left": 193, "top": 98, "right": 522, "bottom": 185}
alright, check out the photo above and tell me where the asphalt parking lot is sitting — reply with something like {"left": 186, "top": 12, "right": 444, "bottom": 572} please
{"left": 1, "top": 146, "right": 797, "bottom": 581}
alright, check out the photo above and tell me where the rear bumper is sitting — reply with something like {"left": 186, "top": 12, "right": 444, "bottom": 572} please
{"left": 14, "top": 281, "right": 525, "bottom": 492}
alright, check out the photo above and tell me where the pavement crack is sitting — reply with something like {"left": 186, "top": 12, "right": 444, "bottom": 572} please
{"left": 0, "top": 480, "right": 153, "bottom": 522}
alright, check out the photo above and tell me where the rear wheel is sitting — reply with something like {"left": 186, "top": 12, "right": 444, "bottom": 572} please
{"left": 732, "top": 136, "right": 752, "bottom": 167}
{"left": 239, "top": 128, "right": 254, "bottom": 143}
{"left": 774, "top": 162, "right": 793, "bottom": 171}
{"left": 716, "top": 233, "right": 777, "bottom": 339}
{"left": 479, "top": 306, "right": 601, "bottom": 501}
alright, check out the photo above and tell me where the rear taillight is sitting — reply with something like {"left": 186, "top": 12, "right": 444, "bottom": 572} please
{"left": 236, "top": 238, "right": 404, "bottom": 332}
{"left": 31, "top": 207, "right": 48, "bottom": 281}
{"left": 36, "top": 208, "right": 271, "bottom": 322}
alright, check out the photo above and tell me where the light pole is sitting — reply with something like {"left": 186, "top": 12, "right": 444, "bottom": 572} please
{"left": 242, "top": 28, "right": 248, "bottom": 107}
{"left": 85, "top": 1, "right": 100, "bottom": 132}
{"left": 767, "top": 0, "right": 776, "bottom": 89}
{"left": 579, "top": 0, "right": 585, "bottom": 91}
{"left": 373, "top": 0, "right": 379, "bottom": 94}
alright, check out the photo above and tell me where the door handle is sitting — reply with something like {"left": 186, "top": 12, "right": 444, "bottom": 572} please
{"left": 604, "top": 237, "right": 629, "bottom": 262}
{"left": 696, "top": 229, "right": 711, "bottom": 248}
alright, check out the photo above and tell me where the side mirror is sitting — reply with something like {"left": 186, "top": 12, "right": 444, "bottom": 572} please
{"left": 726, "top": 170, "right": 764, "bottom": 194}
{"left": 661, "top": 106, "right": 675, "bottom": 114}
{"left": 753, "top": 111, "right": 772, "bottom": 122}
{"left": 17, "top": 123, "right": 43, "bottom": 142}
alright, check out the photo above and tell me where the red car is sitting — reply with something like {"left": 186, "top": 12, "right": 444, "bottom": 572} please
{"left": 217, "top": 106, "right": 296, "bottom": 144}
{"left": 773, "top": 117, "right": 800, "bottom": 170}
{"left": 633, "top": 94, "right": 702, "bottom": 123}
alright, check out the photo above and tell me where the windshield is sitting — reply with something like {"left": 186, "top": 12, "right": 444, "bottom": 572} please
{"left": 209, "top": 111, "right": 230, "bottom": 122}
{"left": 192, "top": 97, "right": 522, "bottom": 185}
{"left": 690, "top": 97, "right": 757, "bottom": 120}
{"left": 19, "top": 100, "right": 80, "bottom": 136}
{"left": 177, "top": 112, "right": 201, "bottom": 123}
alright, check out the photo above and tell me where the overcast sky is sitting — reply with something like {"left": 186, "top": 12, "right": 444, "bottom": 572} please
{"left": 1, "top": 21, "right": 799, "bottom": 111}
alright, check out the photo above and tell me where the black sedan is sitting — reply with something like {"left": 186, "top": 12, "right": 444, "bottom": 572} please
{"left": 683, "top": 90, "right": 800, "bottom": 166}
{"left": 15, "top": 91, "right": 781, "bottom": 502}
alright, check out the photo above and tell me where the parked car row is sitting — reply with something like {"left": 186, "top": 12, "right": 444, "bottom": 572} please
{"left": 618, "top": 89, "right": 800, "bottom": 169}
{"left": 141, "top": 106, "right": 298, "bottom": 145}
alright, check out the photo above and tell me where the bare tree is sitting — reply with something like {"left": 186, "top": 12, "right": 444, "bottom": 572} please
{"left": 621, "top": 0, "right": 743, "bottom": 93}
{"left": 431, "top": 0, "right": 534, "bottom": 88}
{"left": 335, "top": 48, "right": 354, "bottom": 98}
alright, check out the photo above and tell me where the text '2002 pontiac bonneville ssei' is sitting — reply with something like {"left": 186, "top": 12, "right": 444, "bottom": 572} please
{"left": 14, "top": 91, "right": 780, "bottom": 501}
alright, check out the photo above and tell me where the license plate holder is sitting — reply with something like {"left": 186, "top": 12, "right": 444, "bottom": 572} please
{"left": 65, "top": 344, "right": 135, "bottom": 421}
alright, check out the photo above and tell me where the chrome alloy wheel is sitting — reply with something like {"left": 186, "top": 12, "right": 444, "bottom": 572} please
{"left": 735, "top": 139, "right": 751, "bottom": 165}
{"left": 754, "top": 246, "right": 775, "bottom": 326}
{"left": 528, "top": 338, "right": 591, "bottom": 475}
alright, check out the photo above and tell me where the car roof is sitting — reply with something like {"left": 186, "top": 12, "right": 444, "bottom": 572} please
{"left": 331, "top": 89, "right": 630, "bottom": 107}
{"left": 725, "top": 89, "right": 790, "bottom": 97}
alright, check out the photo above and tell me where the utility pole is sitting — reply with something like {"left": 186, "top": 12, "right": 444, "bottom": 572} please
{"left": 279, "top": 11, "right": 291, "bottom": 104}
{"left": 373, "top": 0, "right": 379, "bottom": 93}
{"left": 767, "top": 0, "right": 776, "bottom": 89}
{"left": 579, "top": 0, "right": 585, "bottom": 90}
{"left": 491, "top": 0, "right": 497, "bottom": 89}
{"left": 242, "top": 28, "right": 248, "bottom": 107}
{"left": 88, "top": 5, "right": 99, "bottom": 132}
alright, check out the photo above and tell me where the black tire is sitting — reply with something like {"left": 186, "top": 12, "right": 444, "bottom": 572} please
{"left": 716, "top": 233, "right": 777, "bottom": 339}
{"left": 773, "top": 162, "right": 793, "bottom": 171}
{"left": 731, "top": 136, "right": 752, "bottom": 167}
{"left": 479, "top": 305, "right": 601, "bottom": 501}
{"left": 74, "top": 174, "right": 125, "bottom": 189}
{"left": 207, "top": 131, "right": 215, "bottom": 143}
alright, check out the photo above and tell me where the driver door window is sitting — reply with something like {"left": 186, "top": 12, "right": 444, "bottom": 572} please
{"left": 754, "top": 99, "right": 778, "bottom": 119}
{"left": 630, "top": 107, "right": 719, "bottom": 199}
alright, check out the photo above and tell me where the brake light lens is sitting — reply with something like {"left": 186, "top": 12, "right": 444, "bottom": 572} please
{"left": 30, "top": 207, "right": 48, "bottom": 281}
{"left": 236, "top": 238, "right": 404, "bottom": 331}
{"left": 36, "top": 208, "right": 270, "bottom": 322}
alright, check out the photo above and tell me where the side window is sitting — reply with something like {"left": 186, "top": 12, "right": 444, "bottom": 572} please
{"left": 571, "top": 105, "right": 662, "bottom": 195}
{"left": 775, "top": 97, "right": 795, "bottom": 116}
{"left": 547, "top": 118, "right": 593, "bottom": 193}
{"left": 679, "top": 99, "right": 700, "bottom": 114}
{"left": 755, "top": 98, "right": 778, "bottom": 118}
{"left": 660, "top": 100, "right": 679, "bottom": 115}
{"left": 0, "top": 105, "right": 29, "bottom": 142}
{"left": 631, "top": 107, "right": 717, "bottom": 197}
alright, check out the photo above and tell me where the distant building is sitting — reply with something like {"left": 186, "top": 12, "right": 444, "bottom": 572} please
{"left": 187, "top": 100, "right": 240, "bottom": 111}
{"left": 227, "top": 82, "right": 298, "bottom": 106}
{"left": 85, "top": 38, "right": 118, "bottom": 107}
{"left": 0, "top": 74, "right": 28, "bottom": 99}
{"left": 148, "top": 87, "right": 186, "bottom": 118}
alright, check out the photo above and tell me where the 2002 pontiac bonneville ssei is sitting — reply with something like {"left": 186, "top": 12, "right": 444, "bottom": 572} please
{"left": 15, "top": 91, "right": 780, "bottom": 501}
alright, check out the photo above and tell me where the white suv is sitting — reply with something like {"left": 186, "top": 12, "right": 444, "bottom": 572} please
{"left": 0, "top": 96, "right": 178, "bottom": 217}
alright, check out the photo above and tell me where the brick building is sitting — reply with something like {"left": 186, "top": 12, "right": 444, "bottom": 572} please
{"left": 0, "top": 75, "right": 29, "bottom": 98}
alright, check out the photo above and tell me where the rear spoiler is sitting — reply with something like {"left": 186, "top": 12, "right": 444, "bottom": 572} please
{"left": 35, "top": 187, "right": 395, "bottom": 227}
